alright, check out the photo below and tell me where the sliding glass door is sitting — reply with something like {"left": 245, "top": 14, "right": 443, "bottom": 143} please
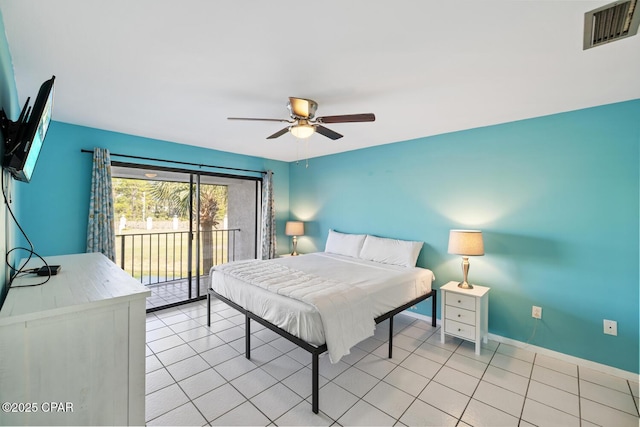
{"left": 111, "top": 164, "right": 261, "bottom": 311}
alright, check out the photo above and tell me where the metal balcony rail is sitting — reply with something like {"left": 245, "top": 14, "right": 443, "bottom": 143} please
{"left": 115, "top": 228, "right": 240, "bottom": 285}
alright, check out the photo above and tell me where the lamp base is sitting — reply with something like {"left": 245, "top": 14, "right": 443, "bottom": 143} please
{"left": 457, "top": 281, "right": 474, "bottom": 289}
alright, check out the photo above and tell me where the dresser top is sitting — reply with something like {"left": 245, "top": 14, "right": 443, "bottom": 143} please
{"left": 0, "top": 253, "right": 150, "bottom": 325}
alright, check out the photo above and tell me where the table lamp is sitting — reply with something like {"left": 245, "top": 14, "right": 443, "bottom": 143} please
{"left": 448, "top": 229, "right": 484, "bottom": 289}
{"left": 285, "top": 221, "right": 304, "bottom": 256}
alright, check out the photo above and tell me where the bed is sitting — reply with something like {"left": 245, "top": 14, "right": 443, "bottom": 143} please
{"left": 206, "top": 230, "right": 436, "bottom": 413}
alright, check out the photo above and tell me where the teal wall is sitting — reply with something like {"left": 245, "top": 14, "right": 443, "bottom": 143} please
{"left": 289, "top": 100, "right": 640, "bottom": 374}
{"left": 14, "top": 121, "right": 290, "bottom": 258}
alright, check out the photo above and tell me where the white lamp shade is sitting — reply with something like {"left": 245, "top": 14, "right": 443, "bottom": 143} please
{"left": 448, "top": 230, "right": 484, "bottom": 256}
{"left": 285, "top": 221, "right": 304, "bottom": 236}
{"left": 290, "top": 124, "right": 315, "bottom": 139}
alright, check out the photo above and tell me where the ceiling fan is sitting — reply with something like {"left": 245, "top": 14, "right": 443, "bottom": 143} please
{"left": 228, "top": 97, "right": 375, "bottom": 140}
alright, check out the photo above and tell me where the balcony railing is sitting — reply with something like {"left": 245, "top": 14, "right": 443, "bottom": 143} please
{"left": 115, "top": 228, "right": 240, "bottom": 285}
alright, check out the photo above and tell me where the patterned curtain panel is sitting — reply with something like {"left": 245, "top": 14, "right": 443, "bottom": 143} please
{"left": 260, "top": 170, "right": 277, "bottom": 259}
{"left": 86, "top": 147, "right": 116, "bottom": 262}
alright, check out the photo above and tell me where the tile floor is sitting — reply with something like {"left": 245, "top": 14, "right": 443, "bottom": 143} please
{"left": 145, "top": 277, "right": 209, "bottom": 310}
{"left": 145, "top": 299, "right": 640, "bottom": 426}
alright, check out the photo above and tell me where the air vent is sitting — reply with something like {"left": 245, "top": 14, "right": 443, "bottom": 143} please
{"left": 584, "top": 0, "right": 640, "bottom": 49}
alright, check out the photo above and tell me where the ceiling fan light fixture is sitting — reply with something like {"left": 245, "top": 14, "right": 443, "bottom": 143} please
{"left": 290, "top": 124, "right": 315, "bottom": 139}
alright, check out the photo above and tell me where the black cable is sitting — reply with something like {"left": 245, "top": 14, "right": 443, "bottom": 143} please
{"left": 2, "top": 171, "right": 51, "bottom": 288}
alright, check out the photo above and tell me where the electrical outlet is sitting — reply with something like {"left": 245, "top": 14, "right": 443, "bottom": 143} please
{"left": 532, "top": 306, "right": 542, "bottom": 319}
{"left": 603, "top": 319, "right": 617, "bottom": 336}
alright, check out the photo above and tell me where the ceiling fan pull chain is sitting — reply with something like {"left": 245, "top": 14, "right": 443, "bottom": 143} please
{"left": 305, "top": 140, "right": 309, "bottom": 168}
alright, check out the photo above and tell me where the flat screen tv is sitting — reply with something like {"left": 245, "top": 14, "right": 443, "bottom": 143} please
{"left": 1, "top": 75, "right": 55, "bottom": 183}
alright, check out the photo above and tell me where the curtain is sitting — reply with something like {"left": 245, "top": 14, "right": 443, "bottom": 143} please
{"left": 86, "top": 147, "right": 116, "bottom": 262}
{"left": 260, "top": 170, "right": 276, "bottom": 259}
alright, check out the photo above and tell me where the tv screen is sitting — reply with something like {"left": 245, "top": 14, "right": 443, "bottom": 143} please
{"left": 2, "top": 76, "right": 55, "bottom": 182}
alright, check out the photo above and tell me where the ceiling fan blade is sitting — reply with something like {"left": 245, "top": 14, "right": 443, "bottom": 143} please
{"left": 317, "top": 113, "right": 376, "bottom": 124}
{"left": 266, "top": 127, "right": 290, "bottom": 139}
{"left": 288, "top": 97, "right": 318, "bottom": 119}
{"left": 315, "top": 125, "right": 343, "bottom": 140}
{"left": 228, "top": 117, "right": 292, "bottom": 123}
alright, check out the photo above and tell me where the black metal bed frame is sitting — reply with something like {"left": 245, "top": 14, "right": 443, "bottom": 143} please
{"left": 207, "top": 287, "right": 436, "bottom": 414}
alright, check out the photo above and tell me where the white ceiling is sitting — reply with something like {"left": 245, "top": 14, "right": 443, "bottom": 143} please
{"left": 1, "top": 0, "right": 639, "bottom": 162}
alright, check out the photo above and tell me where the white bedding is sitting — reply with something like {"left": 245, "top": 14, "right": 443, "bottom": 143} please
{"left": 209, "top": 252, "right": 434, "bottom": 362}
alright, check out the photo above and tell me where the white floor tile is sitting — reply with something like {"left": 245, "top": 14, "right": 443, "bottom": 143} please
{"left": 354, "top": 353, "right": 397, "bottom": 379}
{"left": 445, "top": 352, "right": 488, "bottom": 378}
{"left": 146, "top": 354, "right": 164, "bottom": 373}
{"left": 521, "top": 398, "right": 580, "bottom": 427}
{"left": 146, "top": 367, "right": 174, "bottom": 395}
{"left": 282, "top": 366, "right": 329, "bottom": 399}
{"left": 363, "top": 381, "right": 414, "bottom": 419}
{"left": 581, "top": 396, "right": 640, "bottom": 427}
{"left": 418, "top": 380, "right": 470, "bottom": 419}
{"left": 214, "top": 354, "right": 259, "bottom": 381}
{"left": 155, "top": 343, "right": 197, "bottom": 366}
{"left": 461, "top": 399, "right": 519, "bottom": 427}
{"left": 534, "top": 353, "right": 577, "bottom": 377}
{"left": 199, "top": 343, "right": 240, "bottom": 367}
{"left": 482, "top": 365, "right": 529, "bottom": 395}
{"left": 147, "top": 334, "right": 186, "bottom": 353}
{"left": 230, "top": 367, "right": 278, "bottom": 399}
{"left": 530, "top": 364, "right": 578, "bottom": 394}
{"left": 187, "top": 333, "right": 226, "bottom": 353}
{"left": 338, "top": 399, "right": 396, "bottom": 426}
{"left": 414, "top": 341, "right": 454, "bottom": 364}
{"left": 399, "top": 353, "right": 442, "bottom": 379}
{"left": 496, "top": 343, "right": 535, "bottom": 363}
{"left": 314, "top": 381, "right": 359, "bottom": 420}
{"left": 165, "top": 355, "right": 210, "bottom": 382}
{"left": 473, "top": 380, "right": 525, "bottom": 417}
{"left": 579, "top": 379, "right": 638, "bottom": 415}
{"left": 178, "top": 368, "right": 227, "bottom": 400}
{"left": 146, "top": 383, "right": 190, "bottom": 422}
{"left": 332, "top": 366, "right": 379, "bottom": 397}
{"left": 147, "top": 402, "right": 207, "bottom": 426}
{"left": 526, "top": 379, "right": 579, "bottom": 417}
{"left": 260, "top": 354, "right": 304, "bottom": 381}
{"left": 580, "top": 366, "right": 631, "bottom": 393}
{"left": 210, "top": 401, "right": 270, "bottom": 426}
{"left": 275, "top": 400, "right": 334, "bottom": 426}
{"left": 400, "top": 398, "right": 458, "bottom": 427}
{"left": 383, "top": 365, "right": 431, "bottom": 397}
{"left": 490, "top": 352, "right": 533, "bottom": 378}
{"left": 432, "top": 365, "right": 480, "bottom": 396}
{"left": 193, "top": 383, "right": 246, "bottom": 422}
{"left": 251, "top": 383, "right": 304, "bottom": 420}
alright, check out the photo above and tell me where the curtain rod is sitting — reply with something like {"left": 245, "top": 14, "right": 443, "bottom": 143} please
{"left": 80, "top": 149, "right": 267, "bottom": 175}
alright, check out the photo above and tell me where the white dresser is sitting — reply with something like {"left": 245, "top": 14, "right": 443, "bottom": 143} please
{"left": 440, "top": 280, "right": 490, "bottom": 355}
{"left": 0, "top": 253, "right": 150, "bottom": 426}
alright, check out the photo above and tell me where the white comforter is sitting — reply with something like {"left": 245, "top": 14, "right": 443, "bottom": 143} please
{"left": 210, "top": 252, "right": 434, "bottom": 363}
{"left": 214, "top": 259, "right": 374, "bottom": 362}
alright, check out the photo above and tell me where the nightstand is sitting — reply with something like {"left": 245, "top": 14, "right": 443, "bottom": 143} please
{"left": 440, "top": 280, "right": 490, "bottom": 355}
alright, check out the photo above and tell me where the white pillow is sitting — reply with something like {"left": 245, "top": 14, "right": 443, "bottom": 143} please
{"left": 359, "top": 235, "right": 423, "bottom": 268}
{"left": 324, "top": 229, "right": 366, "bottom": 258}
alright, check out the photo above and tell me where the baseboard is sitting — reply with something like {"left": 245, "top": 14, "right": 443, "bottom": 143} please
{"left": 401, "top": 311, "right": 639, "bottom": 382}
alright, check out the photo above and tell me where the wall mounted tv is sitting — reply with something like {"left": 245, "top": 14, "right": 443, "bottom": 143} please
{"left": 0, "top": 75, "right": 55, "bottom": 183}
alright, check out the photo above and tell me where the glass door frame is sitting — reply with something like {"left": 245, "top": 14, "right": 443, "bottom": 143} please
{"left": 111, "top": 161, "right": 262, "bottom": 313}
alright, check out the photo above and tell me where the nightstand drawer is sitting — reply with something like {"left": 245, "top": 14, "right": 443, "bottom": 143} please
{"left": 445, "top": 292, "right": 476, "bottom": 311}
{"left": 444, "top": 319, "right": 476, "bottom": 341}
{"left": 445, "top": 306, "right": 476, "bottom": 326}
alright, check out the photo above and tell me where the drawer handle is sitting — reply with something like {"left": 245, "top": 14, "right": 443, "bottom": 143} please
{"left": 458, "top": 300, "right": 461, "bottom": 303}
{"left": 457, "top": 314, "right": 461, "bottom": 317}
{"left": 458, "top": 328, "right": 462, "bottom": 332}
